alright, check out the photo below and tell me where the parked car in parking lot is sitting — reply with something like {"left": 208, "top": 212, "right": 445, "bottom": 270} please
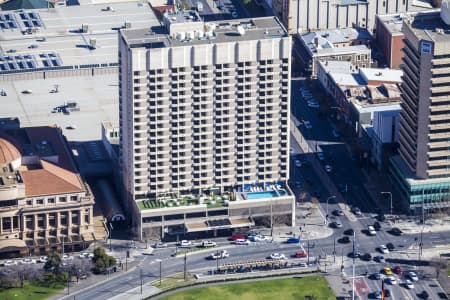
{"left": 408, "top": 271, "right": 419, "bottom": 282}
{"left": 368, "top": 226, "right": 376, "bottom": 236}
{"left": 393, "top": 265, "right": 402, "bottom": 275}
{"left": 3, "top": 260, "right": 17, "bottom": 266}
{"left": 389, "top": 227, "right": 403, "bottom": 236}
{"left": 351, "top": 206, "right": 362, "bottom": 216}
{"left": 231, "top": 234, "right": 246, "bottom": 241}
{"left": 379, "top": 245, "right": 389, "bottom": 254}
{"left": 333, "top": 209, "right": 344, "bottom": 216}
{"left": 386, "top": 243, "right": 395, "bottom": 251}
{"left": 154, "top": 242, "right": 168, "bottom": 248}
{"left": 21, "top": 258, "right": 36, "bottom": 264}
{"left": 374, "top": 255, "right": 385, "bottom": 263}
{"left": 405, "top": 279, "right": 414, "bottom": 289}
{"left": 338, "top": 236, "right": 350, "bottom": 243}
{"left": 38, "top": 256, "right": 48, "bottom": 263}
{"left": 361, "top": 253, "right": 372, "bottom": 261}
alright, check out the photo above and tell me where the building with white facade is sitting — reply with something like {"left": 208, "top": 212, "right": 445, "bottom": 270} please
{"left": 118, "top": 12, "right": 295, "bottom": 239}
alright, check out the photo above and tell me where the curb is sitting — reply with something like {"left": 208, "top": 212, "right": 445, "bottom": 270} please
{"left": 56, "top": 260, "right": 143, "bottom": 300}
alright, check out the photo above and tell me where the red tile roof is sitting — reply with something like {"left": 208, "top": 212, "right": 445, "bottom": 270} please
{"left": 0, "top": 137, "right": 21, "bottom": 164}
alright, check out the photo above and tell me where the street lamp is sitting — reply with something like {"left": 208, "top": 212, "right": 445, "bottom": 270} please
{"left": 381, "top": 192, "right": 393, "bottom": 216}
{"left": 155, "top": 259, "right": 162, "bottom": 286}
{"left": 326, "top": 196, "right": 336, "bottom": 220}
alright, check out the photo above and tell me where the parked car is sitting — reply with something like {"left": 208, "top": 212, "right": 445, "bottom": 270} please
{"left": 38, "top": 256, "right": 48, "bottom": 263}
{"left": 373, "top": 221, "right": 381, "bottom": 231}
{"left": 408, "top": 271, "right": 419, "bottom": 282}
{"left": 361, "top": 253, "right": 372, "bottom": 261}
{"left": 317, "top": 153, "right": 325, "bottom": 161}
{"left": 295, "top": 160, "right": 302, "bottom": 167}
{"left": 389, "top": 227, "right": 403, "bottom": 236}
{"left": 234, "top": 239, "right": 250, "bottom": 245}
{"left": 386, "top": 275, "right": 397, "bottom": 285}
{"left": 379, "top": 245, "right": 389, "bottom": 254}
{"left": 384, "top": 267, "right": 393, "bottom": 275}
{"left": 201, "top": 240, "right": 217, "bottom": 248}
{"left": 405, "top": 279, "right": 414, "bottom": 289}
{"left": 286, "top": 237, "right": 300, "bottom": 244}
{"left": 294, "top": 250, "right": 308, "bottom": 258}
{"left": 179, "top": 240, "right": 192, "bottom": 247}
{"left": 332, "top": 218, "right": 342, "bottom": 228}
{"left": 374, "top": 255, "right": 385, "bottom": 263}
{"left": 344, "top": 229, "right": 354, "bottom": 236}
{"left": 338, "top": 236, "right": 350, "bottom": 244}
{"left": 333, "top": 209, "right": 344, "bottom": 216}
{"left": 368, "top": 226, "right": 377, "bottom": 236}
{"left": 386, "top": 243, "right": 395, "bottom": 251}
{"left": 419, "top": 290, "right": 429, "bottom": 299}
{"left": 21, "top": 258, "right": 36, "bottom": 264}
{"left": 351, "top": 207, "right": 362, "bottom": 216}
{"left": 269, "top": 253, "right": 287, "bottom": 260}
{"left": 209, "top": 250, "right": 229, "bottom": 260}
{"left": 3, "top": 260, "right": 17, "bottom": 266}
{"left": 393, "top": 265, "right": 402, "bottom": 275}
{"left": 325, "top": 165, "right": 333, "bottom": 173}
{"left": 231, "top": 234, "right": 246, "bottom": 241}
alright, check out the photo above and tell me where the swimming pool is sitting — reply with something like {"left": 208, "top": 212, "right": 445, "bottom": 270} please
{"left": 246, "top": 190, "right": 286, "bottom": 200}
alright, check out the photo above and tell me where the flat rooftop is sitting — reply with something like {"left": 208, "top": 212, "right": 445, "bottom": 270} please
{"left": 0, "top": 73, "right": 118, "bottom": 141}
{"left": 377, "top": 9, "right": 439, "bottom": 35}
{"left": 121, "top": 16, "right": 288, "bottom": 48}
{"left": 407, "top": 10, "right": 450, "bottom": 42}
{"left": 0, "top": 2, "right": 159, "bottom": 73}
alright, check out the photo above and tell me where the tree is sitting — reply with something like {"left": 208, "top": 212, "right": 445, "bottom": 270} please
{"left": 242, "top": 0, "right": 251, "bottom": 4}
{"left": 44, "top": 252, "right": 62, "bottom": 274}
{"left": 92, "top": 247, "right": 117, "bottom": 274}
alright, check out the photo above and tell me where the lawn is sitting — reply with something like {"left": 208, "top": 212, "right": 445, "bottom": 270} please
{"left": 0, "top": 281, "right": 65, "bottom": 300}
{"left": 162, "top": 276, "right": 334, "bottom": 300}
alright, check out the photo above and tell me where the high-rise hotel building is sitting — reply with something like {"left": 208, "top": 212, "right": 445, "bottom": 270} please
{"left": 118, "top": 12, "right": 294, "bottom": 239}
{"left": 390, "top": 6, "right": 450, "bottom": 214}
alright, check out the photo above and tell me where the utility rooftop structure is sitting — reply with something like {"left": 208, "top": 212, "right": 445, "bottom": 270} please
{"left": 0, "top": 2, "right": 159, "bottom": 81}
{"left": 119, "top": 15, "right": 295, "bottom": 239}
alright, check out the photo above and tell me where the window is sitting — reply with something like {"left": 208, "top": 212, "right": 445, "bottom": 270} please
{"left": 59, "top": 196, "right": 67, "bottom": 203}
{"left": 26, "top": 200, "right": 32, "bottom": 206}
{"left": 48, "top": 198, "right": 55, "bottom": 204}
{"left": 2, "top": 218, "right": 11, "bottom": 231}
{"left": 70, "top": 196, "right": 78, "bottom": 202}
{"left": 71, "top": 212, "right": 79, "bottom": 225}
{"left": 36, "top": 199, "right": 44, "bottom": 205}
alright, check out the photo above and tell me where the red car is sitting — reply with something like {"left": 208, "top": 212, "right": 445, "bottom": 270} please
{"left": 393, "top": 265, "right": 402, "bottom": 275}
{"left": 231, "top": 234, "right": 246, "bottom": 241}
{"left": 295, "top": 250, "right": 308, "bottom": 258}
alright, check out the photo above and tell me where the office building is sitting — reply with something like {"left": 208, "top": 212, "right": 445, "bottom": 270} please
{"left": 0, "top": 120, "right": 95, "bottom": 258}
{"left": 119, "top": 12, "right": 294, "bottom": 239}
{"left": 390, "top": 7, "right": 450, "bottom": 213}
{"left": 271, "top": 0, "right": 431, "bottom": 34}
{"left": 298, "top": 28, "right": 372, "bottom": 76}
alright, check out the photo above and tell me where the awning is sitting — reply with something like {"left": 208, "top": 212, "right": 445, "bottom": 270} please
{"left": 0, "top": 239, "right": 27, "bottom": 251}
{"left": 185, "top": 218, "right": 255, "bottom": 233}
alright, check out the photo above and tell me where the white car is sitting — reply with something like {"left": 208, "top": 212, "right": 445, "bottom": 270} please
{"left": 317, "top": 153, "right": 325, "bottom": 161}
{"left": 269, "top": 253, "right": 287, "bottom": 260}
{"left": 3, "top": 260, "right": 17, "bottom": 266}
{"left": 234, "top": 239, "right": 250, "bottom": 245}
{"left": 408, "top": 271, "right": 419, "bottom": 282}
{"left": 210, "top": 250, "right": 229, "bottom": 260}
{"left": 253, "top": 235, "right": 272, "bottom": 242}
{"left": 38, "top": 256, "right": 48, "bottom": 263}
{"left": 62, "top": 254, "right": 74, "bottom": 261}
{"left": 201, "top": 240, "right": 217, "bottom": 248}
{"left": 179, "top": 240, "right": 192, "bottom": 248}
{"left": 379, "top": 245, "right": 389, "bottom": 254}
{"left": 405, "top": 279, "right": 414, "bottom": 289}
{"left": 304, "top": 121, "right": 313, "bottom": 129}
{"left": 368, "top": 226, "right": 377, "bottom": 236}
{"left": 79, "top": 252, "right": 89, "bottom": 259}
{"left": 325, "top": 165, "right": 332, "bottom": 172}
{"left": 21, "top": 258, "right": 36, "bottom": 264}
{"left": 386, "top": 275, "right": 397, "bottom": 285}
{"left": 295, "top": 160, "right": 302, "bottom": 167}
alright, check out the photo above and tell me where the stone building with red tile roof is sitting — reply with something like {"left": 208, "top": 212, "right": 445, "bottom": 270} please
{"left": 0, "top": 124, "right": 95, "bottom": 257}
